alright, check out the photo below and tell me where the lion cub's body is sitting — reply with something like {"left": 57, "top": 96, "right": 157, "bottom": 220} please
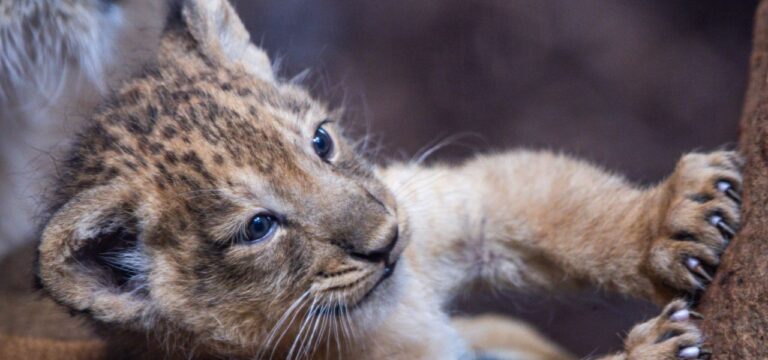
{"left": 2, "top": 0, "right": 741, "bottom": 359}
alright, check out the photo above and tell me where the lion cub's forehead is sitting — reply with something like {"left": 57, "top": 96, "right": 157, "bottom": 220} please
{"left": 61, "top": 55, "right": 328, "bottom": 207}
{"left": 105, "top": 60, "right": 324, "bottom": 141}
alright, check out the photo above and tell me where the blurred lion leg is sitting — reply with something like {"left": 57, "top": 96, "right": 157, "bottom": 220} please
{"left": 452, "top": 314, "right": 575, "bottom": 360}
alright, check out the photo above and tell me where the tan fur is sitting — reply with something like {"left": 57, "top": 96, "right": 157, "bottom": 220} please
{"left": 452, "top": 315, "right": 574, "bottom": 360}
{"left": 384, "top": 151, "right": 741, "bottom": 305}
{"left": 21, "top": 0, "right": 742, "bottom": 359}
{"left": 384, "top": 151, "right": 739, "bottom": 359}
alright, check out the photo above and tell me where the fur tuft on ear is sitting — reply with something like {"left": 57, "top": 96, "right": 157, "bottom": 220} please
{"left": 37, "top": 184, "right": 151, "bottom": 325}
{"left": 181, "top": 0, "right": 275, "bottom": 82}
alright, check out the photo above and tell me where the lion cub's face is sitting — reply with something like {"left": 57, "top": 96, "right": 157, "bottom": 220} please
{"left": 37, "top": 30, "right": 407, "bottom": 355}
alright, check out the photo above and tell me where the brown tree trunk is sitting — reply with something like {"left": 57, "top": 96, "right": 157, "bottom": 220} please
{"left": 697, "top": 1, "right": 768, "bottom": 358}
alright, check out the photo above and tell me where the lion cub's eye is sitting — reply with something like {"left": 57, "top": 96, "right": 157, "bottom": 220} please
{"left": 245, "top": 214, "right": 277, "bottom": 243}
{"left": 312, "top": 125, "right": 334, "bottom": 160}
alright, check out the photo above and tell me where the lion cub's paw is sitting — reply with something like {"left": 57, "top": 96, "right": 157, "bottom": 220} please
{"left": 623, "top": 300, "right": 709, "bottom": 360}
{"left": 649, "top": 151, "right": 742, "bottom": 298}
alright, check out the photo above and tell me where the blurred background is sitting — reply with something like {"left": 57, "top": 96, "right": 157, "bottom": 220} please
{"left": 232, "top": 0, "right": 756, "bottom": 356}
{"left": 0, "top": 0, "right": 757, "bottom": 357}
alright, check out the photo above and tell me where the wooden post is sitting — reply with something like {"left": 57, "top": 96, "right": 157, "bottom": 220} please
{"left": 697, "top": 1, "right": 768, "bottom": 358}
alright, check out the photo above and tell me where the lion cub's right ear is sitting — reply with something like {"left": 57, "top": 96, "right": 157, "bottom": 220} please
{"left": 180, "top": 0, "right": 275, "bottom": 82}
{"left": 37, "top": 184, "right": 152, "bottom": 325}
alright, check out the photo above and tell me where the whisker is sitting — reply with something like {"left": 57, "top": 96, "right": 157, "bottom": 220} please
{"left": 286, "top": 296, "right": 318, "bottom": 360}
{"left": 390, "top": 170, "right": 453, "bottom": 203}
{"left": 261, "top": 291, "right": 310, "bottom": 358}
{"left": 268, "top": 295, "right": 312, "bottom": 360}
{"left": 332, "top": 293, "right": 343, "bottom": 359}
{"left": 340, "top": 299, "right": 354, "bottom": 349}
{"left": 314, "top": 301, "right": 332, "bottom": 358}
{"left": 410, "top": 132, "right": 484, "bottom": 165}
{"left": 335, "top": 295, "right": 350, "bottom": 348}
{"left": 300, "top": 299, "right": 324, "bottom": 359}
{"left": 323, "top": 300, "right": 334, "bottom": 360}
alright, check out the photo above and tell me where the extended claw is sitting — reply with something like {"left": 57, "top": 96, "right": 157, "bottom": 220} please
{"left": 708, "top": 213, "right": 736, "bottom": 239}
{"left": 688, "top": 310, "right": 704, "bottom": 320}
{"left": 670, "top": 309, "right": 690, "bottom": 322}
{"left": 716, "top": 180, "right": 741, "bottom": 204}
{"left": 715, "top": 221, "right": 736, "bottom": 239}
{"left": 678, "top": 346, "right": 700, "bottom": 359}
{"left": 685, "top": 257, "right": 713, "bottom": 283}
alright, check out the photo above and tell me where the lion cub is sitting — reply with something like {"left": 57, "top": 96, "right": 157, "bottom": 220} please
{"left": 34, "top": 0, "right": 740, "bottom": 359}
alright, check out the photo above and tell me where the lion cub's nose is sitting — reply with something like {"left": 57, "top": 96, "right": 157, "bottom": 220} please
{"left": 349, "top": 224, "right": 398, "bottom": 264}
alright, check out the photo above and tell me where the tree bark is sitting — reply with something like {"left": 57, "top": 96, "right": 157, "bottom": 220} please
{"left": 697, "top": 1, "right": 768, "bottom": 358}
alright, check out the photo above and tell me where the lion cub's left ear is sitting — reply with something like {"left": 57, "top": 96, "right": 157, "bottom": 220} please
{"left": 181, "top": 0, "right": 275, "bottom": 82}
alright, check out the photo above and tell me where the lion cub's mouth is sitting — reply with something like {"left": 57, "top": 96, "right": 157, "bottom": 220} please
{"left": 315, "top": 259, "right": 398, "bottom": 315}
{"left": 363, "top": 259, "right": 397, "bottom": 297}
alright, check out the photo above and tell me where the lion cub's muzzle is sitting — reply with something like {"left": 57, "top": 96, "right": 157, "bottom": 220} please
{"left": 347, "top": 223, "right": 399, "bottom": 266}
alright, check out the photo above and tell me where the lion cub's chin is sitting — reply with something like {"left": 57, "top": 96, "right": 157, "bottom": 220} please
{"left": 344, "top": 262, "right": 406, "bottom": 333}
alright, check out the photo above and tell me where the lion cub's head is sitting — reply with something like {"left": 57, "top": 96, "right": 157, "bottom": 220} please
{"left": 36, "top": 0, "right": 407, "bottom": 356}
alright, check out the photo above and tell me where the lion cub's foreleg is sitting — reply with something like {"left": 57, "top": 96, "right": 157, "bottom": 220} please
{"left": 385, "top": 150, "right": 741, "bottom": 304}
{"left": 384, "top": 150, "right": 740, "bottom": 359}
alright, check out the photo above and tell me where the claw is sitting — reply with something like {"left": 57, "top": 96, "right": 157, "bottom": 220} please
{"left": 689, "top": 310, "right": 704, "bottom": 320}
{"left": 679, "top": 346, "right": 700, "bottom": 359}
{"left": 715, "top": 221, "right": 736, "bottom": 240}
{"left": 724, "top": 188, "right": 741, "bottom": 204}
{"left": 685, "top": 257, "right": 713, "bottom": 283}
{"left": 670, "top": 309, "right": 690, "bottom": 322}
{"left": 715, "top": 180, "right": 732, "bottom": 192}
{"left": 716, "top": 180, "right": 741, "bottom": 204}
{"left": 708, "top": 214, "right": 723, "bottom": 227}
{"left": 708, "top": 214, "right": 736, "bottom": 240}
